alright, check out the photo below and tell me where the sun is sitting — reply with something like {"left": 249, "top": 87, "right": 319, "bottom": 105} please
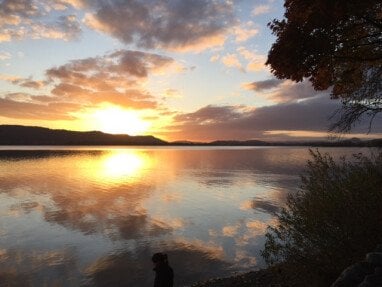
{"left": 92, "top": 107, "right": 150, "bottom": 135}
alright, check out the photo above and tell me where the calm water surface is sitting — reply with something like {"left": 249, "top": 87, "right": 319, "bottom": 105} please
{"left": 0, "top": 146, "right": 369, "bottom": 286}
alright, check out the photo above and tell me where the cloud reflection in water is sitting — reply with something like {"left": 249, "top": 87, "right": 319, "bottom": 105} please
{"left": 0, "top": 147, "right": 364, "bottom": 286}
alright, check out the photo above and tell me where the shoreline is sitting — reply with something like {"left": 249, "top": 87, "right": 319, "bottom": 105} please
{"left": 191, "top": 267, "right": 286, "bottom": 287}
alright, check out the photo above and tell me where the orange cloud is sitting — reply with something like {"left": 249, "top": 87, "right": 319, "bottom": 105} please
{"left": 221, "top": 53, "right": 244, "bottom": 71}
{"left": 233, "top": 22, "right": 259, "bottom": 43}
{"left": 252, "top": 4, "right": 271, "bottom": 16}
{"left": 0, "top": 49, "right": 178, "bottom": 121}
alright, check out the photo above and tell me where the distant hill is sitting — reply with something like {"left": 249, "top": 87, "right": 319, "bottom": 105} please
{"left": 206, "top": 140, "right": 269, "bottom": 146}
{"left": 0, "top": 125, "right": 381, "bottom": 146}
{"left": 0, "top": 125, "right": 167, "bottom": 145}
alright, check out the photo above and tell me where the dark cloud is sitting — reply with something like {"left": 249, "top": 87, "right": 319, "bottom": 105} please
{"left": 250, "top": 198, "right": 281, "bottom": 215}
{"left": 246, "top": 78, "right": 284, "bottom": 92}
{"left": 167, "top": 95, "right": 382, "bottom": 141}
{"left": 245, "top": 79, "right": 324, "bottom": 103}
{"left": 84, "top": 0, "right": 234, "bottom": 51}
{"left": 10, "top": 77, "right": 48, "bottom": 89}
{"left": 174, "top": 105, "right": 245, "bottom": 124}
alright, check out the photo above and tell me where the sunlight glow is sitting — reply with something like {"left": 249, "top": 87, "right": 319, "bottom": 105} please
{"left": 102, "top": 151, "right": 147, "bottom": 179}
{"left": 92, "top": 107, "right": 150, "bottom": 135}
{"left": 77, "top": 150, "right": 153, "bottom": 185}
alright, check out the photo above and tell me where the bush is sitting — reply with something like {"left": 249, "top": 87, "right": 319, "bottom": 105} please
{"left": 261, "top": 150, "right": 382, "bottom": 286}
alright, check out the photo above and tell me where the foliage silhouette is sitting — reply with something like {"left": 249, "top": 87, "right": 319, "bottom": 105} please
{"left": 261, "top": 150, "right": 382, "bottom": 286}
{"left": 266, "top": 0, "right": 382, "bottom": 132}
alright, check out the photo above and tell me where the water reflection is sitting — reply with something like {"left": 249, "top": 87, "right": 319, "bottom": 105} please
{"left": 0, "top": 147, "right": 368, "bottom": 286}
{"left": 84, "top": 240, "right": 230, "bottom": 287}
{"left": 97, "top": 150, "right": 152, "bottom": 183}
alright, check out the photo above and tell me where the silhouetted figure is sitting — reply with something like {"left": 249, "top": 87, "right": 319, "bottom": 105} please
{"left": 152, "top": 252, "right": 174, "bottom": 287}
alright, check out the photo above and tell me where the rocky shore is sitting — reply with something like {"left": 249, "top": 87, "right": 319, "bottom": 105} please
{"left": 191, "top": 244, "right": 382, "bottom": 287}
{"left": 191, "top": 266, "right": 289, "bottom": 287}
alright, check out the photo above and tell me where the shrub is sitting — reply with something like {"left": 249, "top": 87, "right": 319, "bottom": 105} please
{"left": 261, "top": 150, "right": 382, "bottom": 286}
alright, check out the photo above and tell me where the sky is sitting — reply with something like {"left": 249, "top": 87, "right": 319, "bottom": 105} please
{"left": 0, "top": 0, "right": 381, "bottom": 142}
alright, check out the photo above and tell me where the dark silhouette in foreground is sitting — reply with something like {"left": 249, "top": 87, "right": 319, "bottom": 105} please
{"left": 152, "top": 253, "right": 174, "bottom": 287}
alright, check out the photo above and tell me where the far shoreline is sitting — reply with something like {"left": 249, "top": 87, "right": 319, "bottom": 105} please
{"left": 1, "top": 125, "right": 381, "bottom": 147}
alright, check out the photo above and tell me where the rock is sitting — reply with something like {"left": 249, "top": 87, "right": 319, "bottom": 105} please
{"left": 331, "top": 262, "right": 374, "bottom": 287}
{"left": 375, "top": 267, "right": 382, "bottom": 276}
{"left": 359, "top": 274, "right": 382, "bottom": 287}
{"left": 375, "top": 245, "right": 382, "bottom": 253}
{"left": 366, "top": 253, "right": 382, "bottom": 266}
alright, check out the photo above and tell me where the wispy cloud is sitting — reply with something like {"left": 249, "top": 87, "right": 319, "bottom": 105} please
{"left": 0, "top": 51, "right": 11, "bottom": 60}
{"left": 233, "top": 21, "right": 259, "bottom": 43}
{"left": 217, "top": 48, "right": 267, "bottom": 72}
{"left": 236, "top": 47, "right": 267, "bottom": 72}
{"left": 221, "top": 53, "right": 244, "bottom": 71}
{"left": 252, "top": 4, "right": 271, "bottom": 16}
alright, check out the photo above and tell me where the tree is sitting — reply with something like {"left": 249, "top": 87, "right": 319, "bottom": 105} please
{"left": 261, "top": 150, "right": 382, "bottom": 286}
{"left": 266, "top": 0, "right": 382, "bottom": 132}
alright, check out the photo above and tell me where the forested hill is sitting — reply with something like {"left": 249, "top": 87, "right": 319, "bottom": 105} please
{"left": 0, "top": 125, "right": 168, "bottom": 145}
{"left": 0, "top": 125, "right": 381, "bottom": 146}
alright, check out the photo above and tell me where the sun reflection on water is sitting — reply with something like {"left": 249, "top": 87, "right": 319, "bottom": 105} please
{"left": 83, "top": 150, "right": 152, "bottom": 184}
{"left": 103, "top": 151, "right": 146, "bottom": 178}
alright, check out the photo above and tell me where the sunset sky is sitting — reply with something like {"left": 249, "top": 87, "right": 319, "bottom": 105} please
{"left": 0, "top": 0, "right": 381, "bottom": 141}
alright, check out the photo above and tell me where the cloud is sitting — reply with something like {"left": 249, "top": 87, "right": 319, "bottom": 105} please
{"left": 236, "top": 47, "right": 267, "bottom": 72}
{"left": 252, "top": 4, "right": 271, "bottom": 16}
{"left": 221, "top": 53, "right": 244, "bottom": 71}
{"left": 83, "top": 0, "right": 234, "bottom": 52}
{"left": 267, "top": 80, "right": 324, "bottom": 102}
{"left": 165, "top": 95, "right": 352, "bottom": 141}
{"left": 0, "top": 74, "right": 49, "bottom": 89}
{"left": 167, "top": 91, "right": 381, "bottom": 141}
{"left": 162, "top": 88, "right": 182, "bottom": 99}
{"left": 0, "top": 49, "right": 178, "bottom": 120}
{"left": 245, "top": 79, "right": 324, "bottom": 103}
{"left": 0, "top": 95, "right": 80, "bottom": 120}
{"left": 244, "top": 78, "right": 284, "bottom": 92}
{"left": 0, "top": 74, "right": 20, "bottom": 82}
{"left": 174, "top": 105, "right": 247, "bottom": 124}
{"left": 46, "top": 0, "right": 85, "bottom": 10}
{"left": 217, "top": 48, "right": 267, "bottom": 72}
{"left": 17, "top": 79, "right": 48, "bottom": 89}
{"left": 233, "top": 21, "right": 259, "bottom": 43}
{"left": 0, "top": 0, "right": 81, "bottom": 42}
{"left": 0, "top": 51, "right": 11, "bottom": 60}
{"left": 46, "top": 50, "right": 177, "bottom": 109}
{"left": 210, "top": 54, "right": 220, "bottom": 62}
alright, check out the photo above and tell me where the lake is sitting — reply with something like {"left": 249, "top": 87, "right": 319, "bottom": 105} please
{"left": 0, "top": 146, "right": 369, "bottom": 286}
